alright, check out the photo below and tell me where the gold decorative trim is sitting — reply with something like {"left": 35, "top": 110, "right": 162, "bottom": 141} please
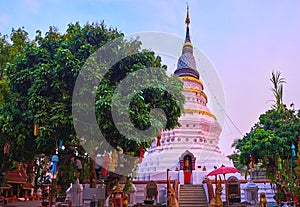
{"left": 183, "top": 42, "right": 193, "bottom": 47}
{"left": 7, "top": 181, "right": 26, "bottom": 184}
{"left": 183, "top": 109, "right": 216, "bottom": 120}
{"left": 183, "top": 88, "right": 207, "bottom": 100}
{"left": 179, "top": 76, "right": 203, "bottom": 86}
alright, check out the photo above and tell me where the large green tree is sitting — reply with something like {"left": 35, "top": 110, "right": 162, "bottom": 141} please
{"left": 234, "top": 71, "right": 300, "bottom": 199}
{"left": 0, "top": 28, "right": 30, "bottom": 181}
{"left": 0, "top": 21, "right": 184, "bottom": 190}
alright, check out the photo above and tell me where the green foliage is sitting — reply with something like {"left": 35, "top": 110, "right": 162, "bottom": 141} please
{"left": 1, "top": 22, "right": 122, "bottom": 160}
{"left": 0, "top": 33, "right": 10, "bottom": 78}
{"left": 234, "top": 71, "right": 300, "bottom": 199}
{"left": 0, "top": 20, "right": 184, "bottom": 185}
{"left": 236, "top": 107, "right": 299, "bottom": 166}
{"left": 0, "top": 28, "right": 31, "bottom": 175}
{"left": 92, "top": 52, "right": 184, "bottom": 154}
{"left": 0, "top": 76, "right": 9, "bottom": 104}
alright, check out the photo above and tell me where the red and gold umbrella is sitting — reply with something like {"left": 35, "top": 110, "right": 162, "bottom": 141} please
{"left": 207, "top": 164, "right": 240, "bottom": 177}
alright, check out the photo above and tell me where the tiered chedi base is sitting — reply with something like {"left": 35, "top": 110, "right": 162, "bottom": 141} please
{"left": 136, "top": 77, "right": 233, "bottom": 184}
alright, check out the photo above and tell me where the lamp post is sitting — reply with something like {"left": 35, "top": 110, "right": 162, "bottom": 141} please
{"left": 175, "top": 167, "right": 179, "bottom": 181}
{"left": 166, "top": 168, "right": 170, "bottom": 207}
{"left": 50, "top": 154, "right": 59, "bottom": 207}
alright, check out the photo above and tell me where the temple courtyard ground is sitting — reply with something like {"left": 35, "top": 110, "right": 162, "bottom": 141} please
{"left": 2, "top": 200, "right": 43, "bottom": 207}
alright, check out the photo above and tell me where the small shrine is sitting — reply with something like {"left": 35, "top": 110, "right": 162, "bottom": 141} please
{"left": 243, "top": 178, "right": 258, "bottom": 205}
{"left": 226, "top": 176, "right": 241, "bottom": 203}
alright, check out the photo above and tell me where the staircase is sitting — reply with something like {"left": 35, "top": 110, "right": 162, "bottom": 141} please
{"left": 179, "top": 185, "right": 209, "bottom": 207}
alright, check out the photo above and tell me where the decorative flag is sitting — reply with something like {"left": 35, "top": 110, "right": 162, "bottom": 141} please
{"left": 156, "top": 128, "right": 162, "bottom": 146}
{"left": 34, "top": 124, "right": 39, "bottom": 136}
{"left": 250, "top": 156, "right": 255, "bottom": 169}
{"left": 156, "top": 133, "right": 161, "bottom": 146}
{"left": 51, "top": 155, "right": 59, "bottom": 175}
{"left": 139, "top": 147, "right": 145, "bottom": 163}
{"left": 109, "top": 150, "right": 118, "bottom": 172}
{"left": 3, "top": 143, "right": 9, "bottom": 154}
{"left": 291, "top": 143, "right": 296, "bottom": 157}
{"left": 298, "top": 135, "right": 300, "bottom": 164}
{"left": 102, "top": 153, "right": 110, "bottom": 177}
{"left": 277, "top": 157, "right": 282, "bottom": 171}
{"left": 58, "top": 140, "right": 63, "bottom": 149}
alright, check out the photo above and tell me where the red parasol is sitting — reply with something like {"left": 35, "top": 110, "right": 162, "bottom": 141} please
{"left": 207, "top": 164, "right": 240, "bottom": 177}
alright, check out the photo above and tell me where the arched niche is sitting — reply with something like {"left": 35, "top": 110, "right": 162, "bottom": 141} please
{"left": 179, "top": 150, "right": 196, "bottom": 171}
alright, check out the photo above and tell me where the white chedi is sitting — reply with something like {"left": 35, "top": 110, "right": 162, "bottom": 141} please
{"left": 136, "top": 7, "right": 233, "bottom": 183}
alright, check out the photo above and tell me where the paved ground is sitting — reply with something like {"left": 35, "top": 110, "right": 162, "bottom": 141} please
{"left": 3, "top": 200, "right": 42, "bottom": 207}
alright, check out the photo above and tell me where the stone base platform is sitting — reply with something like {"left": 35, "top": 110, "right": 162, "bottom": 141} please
{"left": 134, "top": 203, "right": 166, "bottom": 207}
{"left": 223, "top": 201, "right": 254, "bottom": 207}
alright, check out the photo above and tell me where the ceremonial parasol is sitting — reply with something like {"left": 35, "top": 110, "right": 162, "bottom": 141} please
{"left": 207, "top": 164, "right": 240, "bottom": 178}
{"left": 207, "top": 164, "right": 240, "bottom": 207}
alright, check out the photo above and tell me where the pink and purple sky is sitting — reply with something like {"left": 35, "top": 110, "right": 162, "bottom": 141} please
{"left": 1, "top": 0, "right": 299, "bottom": 154}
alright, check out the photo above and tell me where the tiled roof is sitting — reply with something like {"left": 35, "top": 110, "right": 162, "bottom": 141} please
{"left": 6, "top": 171, "right": 27, "bottom": 184}
{"left": 0, "top": 184, "right": 12, "bottom": 189}
{"left": 22, "top": 182, "right": 34, "bottom": 190}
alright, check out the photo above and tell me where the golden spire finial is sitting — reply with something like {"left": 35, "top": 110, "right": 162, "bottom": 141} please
{"left": 184, "top": 3, "right": 191, "bottom": 43}
{"left": 185, "top": 3, "right": 190, "bottom": 25}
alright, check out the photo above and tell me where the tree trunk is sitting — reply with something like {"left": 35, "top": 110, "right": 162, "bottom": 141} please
{"left": 90, "top": 158, "right": 97, "bottom": 188}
